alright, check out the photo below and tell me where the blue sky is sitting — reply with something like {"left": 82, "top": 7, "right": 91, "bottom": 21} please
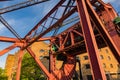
{"left": 0, "top": 0, "right": 59, "bottom": 69}
{"left": 0, "top": 0, "right": 120, "bottom": 69}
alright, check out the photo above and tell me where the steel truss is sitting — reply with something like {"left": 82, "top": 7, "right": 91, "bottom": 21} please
{"left": 0, "top": 0, "right": 120, "bottom": 80}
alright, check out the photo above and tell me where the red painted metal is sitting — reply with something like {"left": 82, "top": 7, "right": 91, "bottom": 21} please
{"left": 49, "top": 51, "right": 56, "bottom": 72}
{"left": 86, "top": 0, "right": 120, "bottom": 63}
{"left": 70, "top": 32, "right": 74, "bottom": 45}
{"left": 24, "top": 0, "right": 66, "bottom": 39}
{"left": 16, "top": 50, "right": 24, "bottom": 80}
{"left": 76, "top": 0, "right": 106, "bottom": 80}
{"left": 59, "top": 35, "right": 64, "bottom": 50}
{"left": 0, "top": 37, "right": 50, "bottom": 56}
{"left": 73, "top": 29, "right": 83, "bottom": 37}
{"left": 0, "top": 0, "right": 120, "bottom": 80}
{"left": 38, "top": 37, "right": 51, "bottom": 41}
{"left": 49, "top": 55, "right": 76, "bottom": 80}
{"left": 24, "top": 7, "right": 77, "bottom": 49}
{"left": 0, "top": 44, "right": 17, "bottom": 56}
{"left": 0, "top": 36, "right": 20, "bottom": 42}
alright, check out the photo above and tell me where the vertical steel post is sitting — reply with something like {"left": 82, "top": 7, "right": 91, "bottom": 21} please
{"left": 50, "top": 51, "right": 56, "bottom": 73}
{"left": 76, "top": 0, "right": 106, "bottom": 80}
{"left": 70, "top": 32, "right": 75, "bottom": 45}
{"left": 16, "top": 50, "right": 24, "bottom": 80}
{"left": 49, "top": 52, "right": 57, "bottom": 80}
{"left": 59, "top": 35, "right": 64, "bottom": 50}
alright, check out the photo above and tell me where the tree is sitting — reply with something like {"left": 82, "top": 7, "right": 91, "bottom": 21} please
{"left": 20, "top": 52, "right": 46, "bottom": 80}
{"left": 0, "top": 68, "right": 8, "bottom": 80}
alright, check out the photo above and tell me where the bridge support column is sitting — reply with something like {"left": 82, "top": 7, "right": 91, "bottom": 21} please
{"left": 76, "top": 0, "right": 106, "bottom": 80}
{"left": 16, "top": 50, "right": 24, "bottom": 80}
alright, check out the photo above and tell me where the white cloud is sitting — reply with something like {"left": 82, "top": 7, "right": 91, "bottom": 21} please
{"left": 0, "top": 23, "right": 5, "bottom": 32}
{"left": 0, "top": 61, "right": 5, "bottom": 69}
{"left": 102, "top": 0, "right": 116, "bottom": 3}
{"left": 0, "top": 53, "right": 8, "bottom": 69}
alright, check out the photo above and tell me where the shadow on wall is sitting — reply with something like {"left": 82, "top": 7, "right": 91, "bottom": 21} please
{"left": 73, "top": 61, "right": 120, "bottom": 80}
{"left": 117, "top": 66, "right": 120, "bottom": 80}
{"left": 106, "top": 66, "right": 120, "bottom": 80}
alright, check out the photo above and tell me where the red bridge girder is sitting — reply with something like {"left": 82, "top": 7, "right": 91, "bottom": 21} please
{"left": 0, "top": 0, "right": 120, "bottom": 80}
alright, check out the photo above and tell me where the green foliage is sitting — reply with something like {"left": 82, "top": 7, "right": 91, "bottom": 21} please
{"left": 52, "top": 44, "right": 58, "bottom": 52}
{"left": 20, "top": 52, "right": 46, "bottom": 80}
{"left": 113, "top": 17, "right": 120, "bottom": 24}
{"left": 0, "top": 68, "right": 8, "bottom": 80}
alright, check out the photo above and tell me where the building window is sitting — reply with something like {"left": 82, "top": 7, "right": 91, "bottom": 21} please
{"left": 110, "top": 64, "right": 113, "bottom": 68}
{"left": 84, "top": 56, "right": 88, "bottom": 60}
{"left": 105, "top": 49, "right": 109, "bottom": 53}
{"left": 40, "top": 56, "right": 43, "bottom": 59}
{"left": 117, "top": 64, "right": 120, "bottom": 68}
{"left": 107, "top": 56, "right": 111, "bottom": 60}
{"left": 40, "top": 49, "right": 45, "bottom": 53}
{"left": 87, "top": 75, "right": 93, "bottom": 80}
{"left": 103, "top": 63, "right": 106, "bottom": 68}
{"left": 85, "top": 64, "right": 90, "bottom": 69}
{"left": 100, "top": 55, "right": 104, "bottom": 59}
{"left": 76, "top": 56, "right": 80, "bottom": 61}
{"left": 106, "top": 74, "right": 110, "bottom": 80}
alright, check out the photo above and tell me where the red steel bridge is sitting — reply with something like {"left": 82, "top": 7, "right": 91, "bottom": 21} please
{"left": 0, "top": 0, "right": 120, "bottom": 80}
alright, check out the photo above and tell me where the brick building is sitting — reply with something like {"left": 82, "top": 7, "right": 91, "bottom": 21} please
{"left": 5, "top": 54, "right": 15, "bottom": 80}
{"left": 5, "top": 42, "right": 120, "bottom": 80}
{"left": 75, "top": 47, "right": 120, "bottom": 80}
{"left": 5, "top": 41, "right": 49, "bottom": 80}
